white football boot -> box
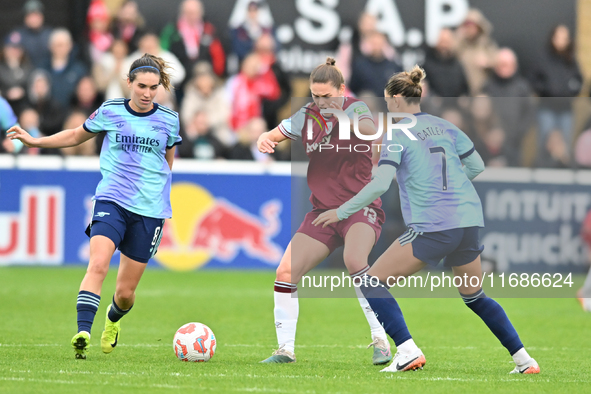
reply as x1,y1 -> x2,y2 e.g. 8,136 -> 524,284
380,348 -> 426,372
509,358 -> 540,374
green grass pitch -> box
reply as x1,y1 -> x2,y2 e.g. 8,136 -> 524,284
1,267 -> 590,393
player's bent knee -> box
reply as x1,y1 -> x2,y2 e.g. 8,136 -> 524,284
275,259 -> 291,283
343,256 -> 368,273
115,288 -> 135,302
275,261 -> 292,283
86,259 -> 109,278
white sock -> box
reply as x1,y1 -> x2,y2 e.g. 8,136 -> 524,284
397,338 -> 419,355
354,286 -> 387,340
274,283 -> 298,354
512,348 -> 531,365
350,266 -> 387,340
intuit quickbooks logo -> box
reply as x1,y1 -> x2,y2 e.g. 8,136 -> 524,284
306,110 -> 418,153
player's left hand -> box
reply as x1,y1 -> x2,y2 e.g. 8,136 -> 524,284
6,125 -> 36,148
329,100 -> 343,112
312,209 -> 340,228
321,100 -> 344,117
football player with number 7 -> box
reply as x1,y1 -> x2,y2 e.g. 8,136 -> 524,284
313,66 -> 539,374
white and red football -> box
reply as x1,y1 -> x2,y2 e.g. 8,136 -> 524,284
173,322 -> 216,362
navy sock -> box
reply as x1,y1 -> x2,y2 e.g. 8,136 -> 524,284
107,297 -> 132,323
77,290 -> 100,333
360,275 -> 412,346
462,289 -> 523,355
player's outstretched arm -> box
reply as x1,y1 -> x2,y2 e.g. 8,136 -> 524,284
257,127 -> 287,154
6,124 -> 95,149
313,164 -> 397,228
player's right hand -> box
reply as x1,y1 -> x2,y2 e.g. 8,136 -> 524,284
6,125 -> 37,148
257,134 -> 278,154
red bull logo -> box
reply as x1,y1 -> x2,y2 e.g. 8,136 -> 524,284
154,183 -> 282,271
0,187 -> 64,264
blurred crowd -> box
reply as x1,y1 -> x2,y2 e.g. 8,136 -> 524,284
0,0 -> 590,168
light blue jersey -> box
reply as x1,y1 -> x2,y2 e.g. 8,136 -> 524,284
83,98 -> 182,219
379,112 -> 484,232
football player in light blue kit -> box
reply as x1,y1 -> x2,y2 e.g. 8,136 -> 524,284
7,53 -> 181,360
314,66 -> 539,375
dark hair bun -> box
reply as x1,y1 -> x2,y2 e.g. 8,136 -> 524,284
325,57 -> 336,66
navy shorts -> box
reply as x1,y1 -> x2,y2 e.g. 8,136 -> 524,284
85,200 -> 165,263
399,226 -> 484,267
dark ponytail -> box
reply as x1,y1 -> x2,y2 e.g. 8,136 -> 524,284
309,57 -> 344,89
128,53 -> 173,92
385,65 -> 426,104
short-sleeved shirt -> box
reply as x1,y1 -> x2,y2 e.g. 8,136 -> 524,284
379,112 -> 484,232
83,98 -> 182,219
278,97 -> 381,211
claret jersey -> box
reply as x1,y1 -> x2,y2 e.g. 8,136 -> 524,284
279,97 -> 382,211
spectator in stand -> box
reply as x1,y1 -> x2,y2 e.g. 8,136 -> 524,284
422,28 -> 469,98
337,13 -> 396,83
71,76 -> 104,116
60,110 -> 96,156
483,48 -> 534,166
178,110 -> 227,159
9,0 -> 52,69
467,96 -> 509,167
440,107 -> 467,135
26,70 -> 66,138
456,9 -> 498,95
111,1 -> 145,54
536,130 -> 571,168
229,117 -> 274,161
227,53 -> 281,132
123,32 -> 185,93
231,1 -> 273,63
349,31 -> 402,97
160,0 -> 226,98
93,39 -> 129,100
0,32 -> 33,114
255,33 -> 291,130
532,25 -> 583,161
42,28 -> 87,107
86,0 -> 114,64
181,61 -> 231,145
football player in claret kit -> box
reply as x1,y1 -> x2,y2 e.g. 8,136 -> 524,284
7,54 -> 182,359
314,66 -> 540,374
256,57 -> 392,364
